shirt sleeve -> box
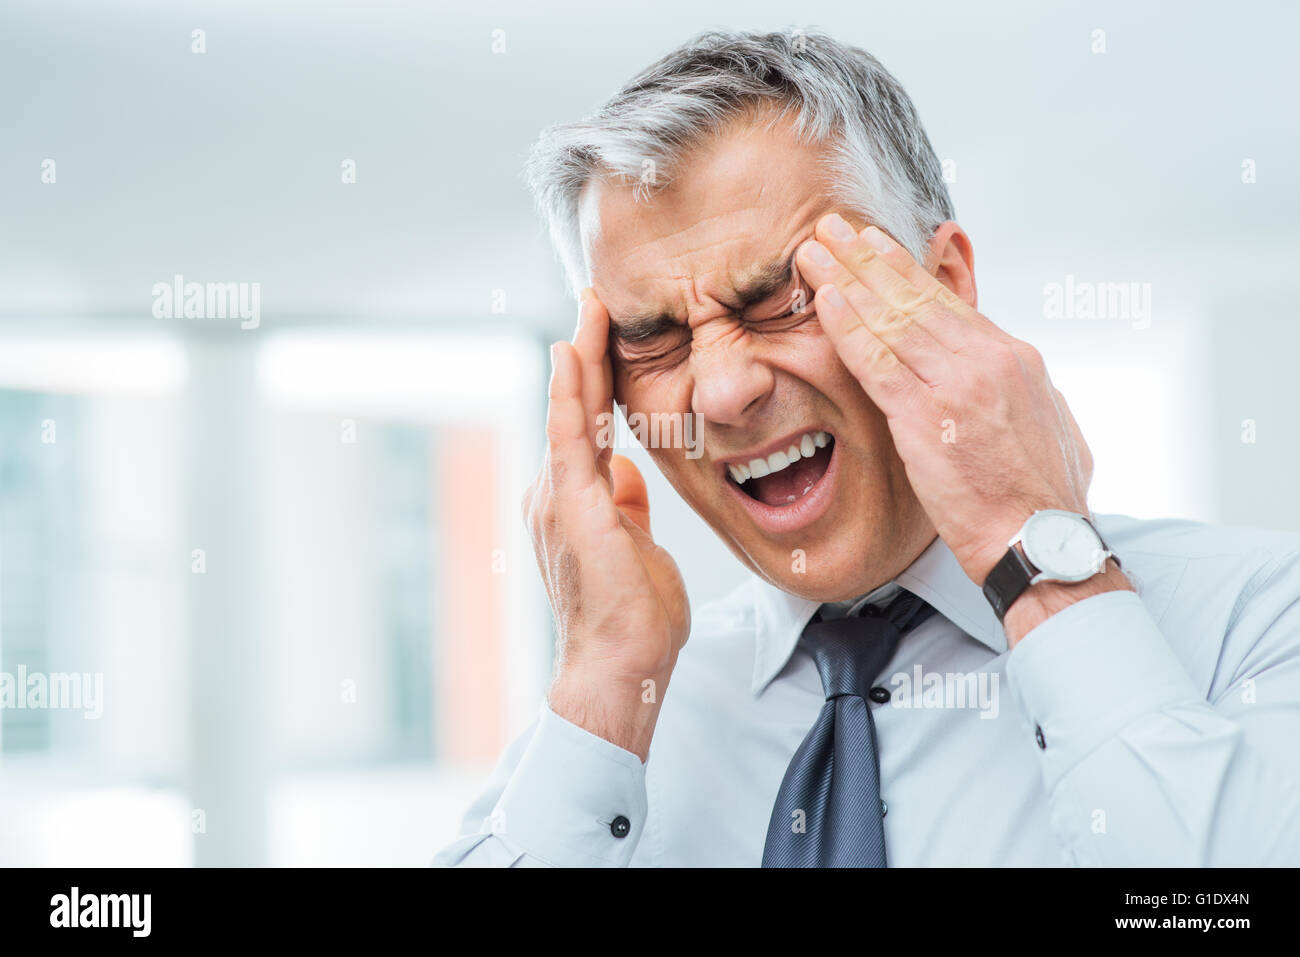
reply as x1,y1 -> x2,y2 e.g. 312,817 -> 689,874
432,698 -> 649,867
1005,552 -> 1300,865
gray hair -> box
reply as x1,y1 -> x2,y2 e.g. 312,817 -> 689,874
524,28 -> 956,298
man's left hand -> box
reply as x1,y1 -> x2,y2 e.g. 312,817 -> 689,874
794,213 -> 1131,643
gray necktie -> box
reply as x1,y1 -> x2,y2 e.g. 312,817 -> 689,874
762,589 -> 936,867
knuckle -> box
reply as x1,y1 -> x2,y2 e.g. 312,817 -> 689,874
524,502 -> 543,539
962,368 -> 998,406
846,330 -> 885,369
540,505 -> 561,537
896,287 -> 933,313
877,306 -> 909,330
862,347 -> 904,388
851,243 -> 881,270
936,285 -> 964,310
991,346 -> 1022,375
545,419 -> 571,444
890,282 -> 925,311
548,457 -> 568,490
1016,342 -> 1046,373
834,269 -> 866,300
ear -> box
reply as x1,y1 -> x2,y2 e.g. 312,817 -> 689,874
924,221 -> 977,310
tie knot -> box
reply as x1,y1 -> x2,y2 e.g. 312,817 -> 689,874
800,590 -> 936,700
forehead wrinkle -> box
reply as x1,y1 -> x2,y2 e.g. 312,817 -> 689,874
607,237 -> 738,327
627,221 -> 801,299
597,174 -> 827,336
610,248 -> 799,339
716,241 -> 810,314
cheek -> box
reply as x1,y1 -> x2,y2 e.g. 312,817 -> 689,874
613,368 -> 692,415
645,444 -> 696,481
779,332 -> 892,451
643,444 -> 717,520
764,325 -> 844,394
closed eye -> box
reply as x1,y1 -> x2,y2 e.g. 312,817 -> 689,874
748,298 -> 817,331
613,286 -> 815,367
614,326 -> 691,366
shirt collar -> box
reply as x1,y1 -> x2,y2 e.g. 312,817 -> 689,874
750,533 -> 1008,696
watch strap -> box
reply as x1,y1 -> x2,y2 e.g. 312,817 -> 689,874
982,544 -> 1038,622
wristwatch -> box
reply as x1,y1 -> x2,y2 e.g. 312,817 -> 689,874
981,509 -> 1120,622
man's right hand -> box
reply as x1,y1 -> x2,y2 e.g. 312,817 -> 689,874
522,288 -> 690,762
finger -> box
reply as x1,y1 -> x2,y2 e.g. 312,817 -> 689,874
812,281 -> 923,412
610,453 -> 651,535
545,341 -> 601,494
842,221 -> 994,348
806,216 -> 980,356
797,237 -> 952,385
572,288 -> 615,479
818,216 -> 929,312
873,224 -> 1016,346
883,223 -> 1013,348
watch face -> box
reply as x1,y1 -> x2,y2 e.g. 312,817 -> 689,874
1021,511 -> 1105,582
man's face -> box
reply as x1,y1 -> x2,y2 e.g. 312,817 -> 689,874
582,117 -> 935,601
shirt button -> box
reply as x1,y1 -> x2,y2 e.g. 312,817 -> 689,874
1034,725 -> 1046,750
610,815 -> 631,838
880,799 -> 888,818
868,686 -> 891,704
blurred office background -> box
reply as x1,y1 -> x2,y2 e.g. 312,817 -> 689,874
0,0 -> 1296,865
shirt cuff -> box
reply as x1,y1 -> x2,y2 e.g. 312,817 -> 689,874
490,699 -> 648,867
1005,589 -> 1205,789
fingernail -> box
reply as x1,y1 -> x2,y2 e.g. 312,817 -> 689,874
801,240 -> 834,267
550,342 -> 559,367
863,226 -> 892,252
824,213 -> 856,242
580,287 -> 594,303
820,284 -> 846,308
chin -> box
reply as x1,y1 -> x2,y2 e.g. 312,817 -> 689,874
749,552 -> 882,603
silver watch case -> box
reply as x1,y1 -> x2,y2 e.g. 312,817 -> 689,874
1010,509 -> 1114,584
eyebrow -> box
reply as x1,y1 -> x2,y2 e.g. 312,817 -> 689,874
609,250 -> 799,342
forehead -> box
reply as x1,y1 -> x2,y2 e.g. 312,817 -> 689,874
579,117 -> 832,315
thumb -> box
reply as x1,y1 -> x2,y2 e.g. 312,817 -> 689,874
610,454 -> 652,535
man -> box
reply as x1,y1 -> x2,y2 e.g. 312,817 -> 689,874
435,29 -> 1300,866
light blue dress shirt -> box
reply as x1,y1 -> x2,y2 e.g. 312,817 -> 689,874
434,513 -> 1300,866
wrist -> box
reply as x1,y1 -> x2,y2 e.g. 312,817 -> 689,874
548,671 -> 664,762
1003,558 -> 1132,647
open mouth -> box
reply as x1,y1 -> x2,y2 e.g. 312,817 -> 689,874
725,430 -> 835,507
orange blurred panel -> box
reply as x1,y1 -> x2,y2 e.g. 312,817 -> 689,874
434,428 -> 505,763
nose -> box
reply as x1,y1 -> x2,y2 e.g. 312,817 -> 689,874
688,334 -> 775,427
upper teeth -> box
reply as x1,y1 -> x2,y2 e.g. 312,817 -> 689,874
728,431 -> 829,485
